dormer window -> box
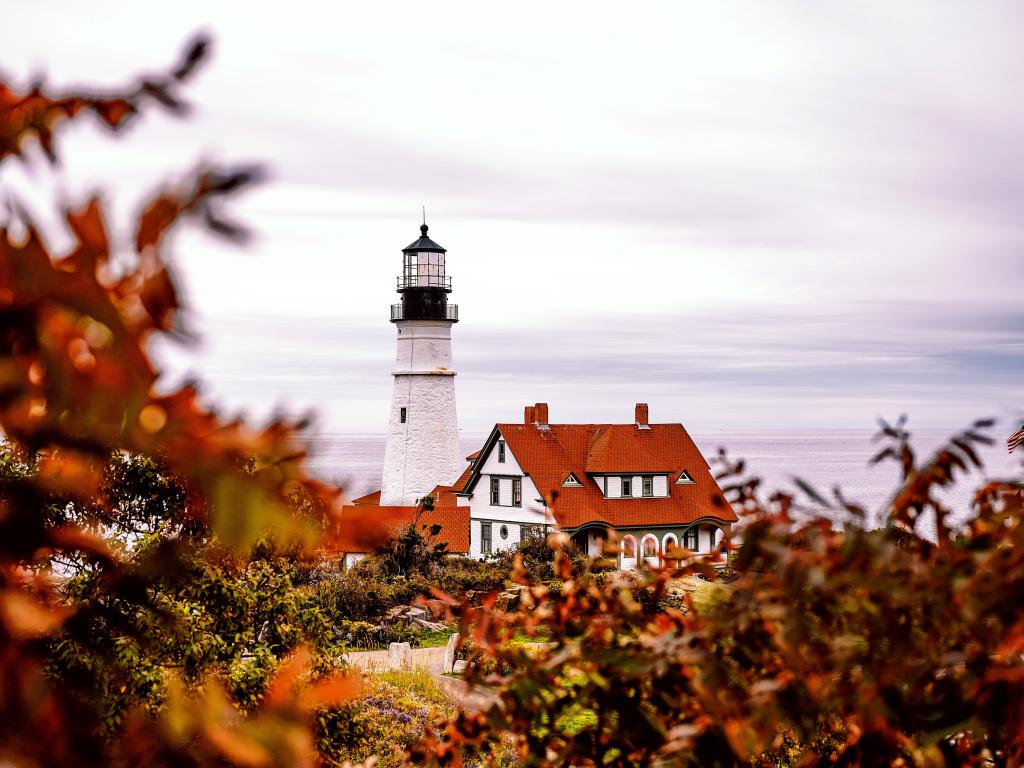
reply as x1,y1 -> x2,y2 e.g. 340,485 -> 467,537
498,440 -> 506,463
621,478 -> 633,497
676,470 -> 695,484
642,476 -> 653,497
562,473 -> 582,487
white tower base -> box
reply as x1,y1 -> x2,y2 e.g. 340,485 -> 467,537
380,320 -> 461,506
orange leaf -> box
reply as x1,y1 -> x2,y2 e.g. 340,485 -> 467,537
300,673 -> 362,712
0,590 -> 68,639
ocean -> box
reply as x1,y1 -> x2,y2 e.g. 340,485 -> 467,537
305,429 -> 1021,535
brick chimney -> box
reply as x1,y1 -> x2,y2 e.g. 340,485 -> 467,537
524,405 -> 536,424
535,402 -> 549,427
635,402 -> 650,429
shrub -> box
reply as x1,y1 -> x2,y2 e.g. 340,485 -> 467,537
312,564 -> 420,623
432,555 -> 511,597
333,620 -> 424,650
316,669 -> 456,768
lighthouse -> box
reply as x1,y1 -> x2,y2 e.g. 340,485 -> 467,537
379,222 -> 462,506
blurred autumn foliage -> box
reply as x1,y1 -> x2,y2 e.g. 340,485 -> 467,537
412,429 -> 1024,768
2,34 -> 1023,768
0,37 -> 365,767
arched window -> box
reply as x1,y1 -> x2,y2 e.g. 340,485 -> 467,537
642,535 -> 658,558
641,534 -> 659,567
662,533 -> 678,557
622,536 -> 636,558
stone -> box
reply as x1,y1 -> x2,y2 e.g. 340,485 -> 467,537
388,641 -> 413,670
411,617 -> 447,632
385,604 -> 430,625
451,659 -> 467,675
443,632 -> 460,673
422,598 -> 448,620
494,590 -> 521,612
385,605 -> 409,621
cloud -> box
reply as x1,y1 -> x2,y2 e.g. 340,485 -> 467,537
151,299 -> 1023,436
5,1 -> 1023,436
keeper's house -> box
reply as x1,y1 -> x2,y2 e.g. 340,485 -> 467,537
457,402 -> 737,569
336,402 -> 737,571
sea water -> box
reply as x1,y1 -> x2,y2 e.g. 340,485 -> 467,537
305,429 -> 1022,535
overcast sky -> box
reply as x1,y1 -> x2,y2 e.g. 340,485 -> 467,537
2,1 -> 1022,435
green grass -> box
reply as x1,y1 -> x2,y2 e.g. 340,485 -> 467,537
508,626 -> 552,645
373,668 -> 455,708
417,629 -> 455,648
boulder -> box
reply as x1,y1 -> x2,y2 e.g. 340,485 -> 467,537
443,632 -> 460,673
385,604 -> 428,624
388,641 -> 413,670
385,605 -> 409,621
411,617 -> 447,632
421,599 -> 448,620
494,590 -> 521,612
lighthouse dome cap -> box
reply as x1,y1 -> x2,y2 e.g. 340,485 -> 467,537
403,223 -> 446,253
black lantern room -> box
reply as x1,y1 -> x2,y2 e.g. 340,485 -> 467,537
390,223 -> 459,322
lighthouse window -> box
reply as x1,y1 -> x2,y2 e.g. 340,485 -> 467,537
512,477 -> 522,507
498,440 -> 506,463
480,522 -> 492,554
490,477 -> 500,505
400,407 -> 407,424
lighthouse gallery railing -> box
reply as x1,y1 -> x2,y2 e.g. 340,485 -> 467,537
390,304 -> 459,322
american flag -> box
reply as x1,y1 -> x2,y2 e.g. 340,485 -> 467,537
1010,424 -> 1024,454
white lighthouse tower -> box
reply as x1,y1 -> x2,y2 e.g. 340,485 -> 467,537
379,222 -> 462,506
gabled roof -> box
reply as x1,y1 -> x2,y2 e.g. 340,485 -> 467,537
429,484 -> 465,507
451,463 -> 473,493
330,503 -> 470,554
463,422 -> 737,530
352,490 -> 381,506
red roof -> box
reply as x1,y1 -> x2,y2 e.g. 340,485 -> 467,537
330,503 -> 470,554
351,490 -> 381,506
451,463 -> 473,493
467,423 -> 737,530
